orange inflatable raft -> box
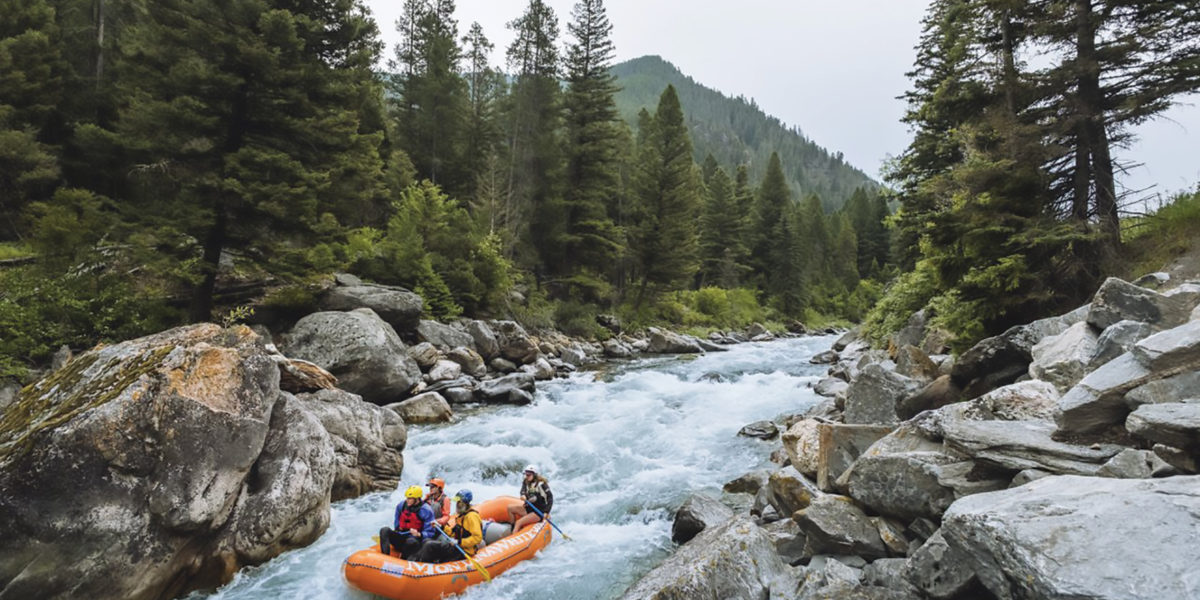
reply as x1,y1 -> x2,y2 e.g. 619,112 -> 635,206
343,495 -> 553,600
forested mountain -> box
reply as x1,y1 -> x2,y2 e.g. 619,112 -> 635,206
611,55 -> 877,210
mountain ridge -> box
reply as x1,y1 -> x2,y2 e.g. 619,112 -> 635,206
611,55 -> 877,210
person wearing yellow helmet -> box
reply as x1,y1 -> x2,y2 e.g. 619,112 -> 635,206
379,485 -> 437,558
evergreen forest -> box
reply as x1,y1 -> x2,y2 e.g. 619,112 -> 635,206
1,0 -> 1198,380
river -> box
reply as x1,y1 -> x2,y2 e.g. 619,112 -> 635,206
196,335 -> 833,600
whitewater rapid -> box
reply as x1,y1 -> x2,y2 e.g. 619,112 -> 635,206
196,335 -> 833,600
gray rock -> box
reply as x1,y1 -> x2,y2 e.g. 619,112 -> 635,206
0,325 -> 335,600
281,309 -> 421,404
475,372 -> 536,404
319,283 -> 424,334
1132,271 -> 1170,288
941,475 -> 1200,600
416,320 -> 474,352
602,338 -> 634,358
974,380 -> 1060,421
762,518 -> 808,565
1096,448 -> 1175,478
794,495 -> 887,560
491,320 -> 539,364
1131,320 -> 1200,372
386,391 -> 454,425
442,387 -> 476,405
891,310 -> 928,351
1089,319 -> 1156,369
844,364 -> 923,425
671,493 -> 735,544
1029,321 -> 1098,392
843,424 -> 962,521
872,516 -> 911,557
295,388 -> 406,500
739,420 -> 780,440
1126,402 -> 1200,451
951,318 -> 1068,390
861,559 -> 913,591
646,327 -> 705,354
49,344 -> 72,371
1125,369 -> 1200,408
813,423 -> 895,492
596,314 -> 621,333
522,357 -> 556,381
559,345 -> 587,367
810,350 -> 839,365
814,377 -> 849,398
941,418 -> 1122,475
427,359 -> 462,382
446,346 -> 486,378
746,322 -> 770,338
0,382 -> 17,412
465,320 -> 500,360
768,466 -> 825,517
407,341 -> 440,369
1088,276 -> 1192,330
902,531 -> 981,600
489,357 -> 518,373
834,328 -> 862,352
618,517 -> 791,600
782,419 -> 822,477
1153,443 -> 1198,474
333,272 -> 363,287
725,470 -> 770,495
1056,352 -> 1156,436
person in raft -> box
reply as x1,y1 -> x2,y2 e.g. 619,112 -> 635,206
414,489 -> 483,564
379,485 -> 437,559
424,477 -> 452,527
506,464 -> 553,530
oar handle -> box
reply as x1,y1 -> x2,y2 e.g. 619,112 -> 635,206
524,500 -> 571,540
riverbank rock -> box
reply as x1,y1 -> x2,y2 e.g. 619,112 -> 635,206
646,327 -> 705,354
844,364 -> 922,425
417,320 -> 474,352
739,420 -> 780,440
475,372 -> 536,404
318,279 -> 423,334
619,517 -> 792,600
387,391 -> 454,425
294,388 -> 406,501
1029,321 -> 1098,392
940,475 -> 1200,600
0,325 -> 335,600
1087,276 -> 1192,331
281,309 -> 421,404
491,320 -> 539,364
794,495 -> 887,560
671,493 -> 735,544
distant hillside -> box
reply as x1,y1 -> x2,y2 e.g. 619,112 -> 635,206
611,55 -> 877,210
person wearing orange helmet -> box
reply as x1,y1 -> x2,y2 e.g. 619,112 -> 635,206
424,477 -> 452,526
379,485 -> 436,559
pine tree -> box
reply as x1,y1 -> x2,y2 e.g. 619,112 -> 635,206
698,165 -> 749,288
461,21 -> 504,200
505,0 -> 563,279
0,0 -> 66,240
110,0 -> 389,321
749,152 -> 791,288
629,85 -> 701,310
558,0 -> 622,301
392,0 -> 469,195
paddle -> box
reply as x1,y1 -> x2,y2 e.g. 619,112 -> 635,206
524,500 -> 571,541
435,526 -> 492,582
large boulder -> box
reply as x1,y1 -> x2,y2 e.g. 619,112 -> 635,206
619,517 -> 791,600
767,466 -> 825,517
464,320 -> 500,360
491,320 -> 539,364
446,346 -> 486,378
844,364 -> 923,425
951,312 -> 1077,397
407,342 -> 440,370
893,345 -> 939,381
0,325 -> 337,600
475,373 -> 536,404
793,494 -> 887,560
941,417 -> 1123,476
1056,352 -> 1157,436
294,388 -> 406,501
416,320 -> 474,352
1124,369 -> 1200,408
1089,320 -> 1155,369
1087,276 -> 1192,331
386,391 -> 454,426
281,309 -> 421,404
427,359 -> 463,382
902,531 -> 984,600
646,327 -> 705,354
318,280 -> 423,334
1130,319 -> 1200,372
671,493 -> 735,544
814,423 -> 894,492
940,475 -> 1200,600
896,375 -> 962,421
782,419 -> 822,477
1126,402 -> 1200,452
1029,321 -> 1098,392
842,422 -> 964,521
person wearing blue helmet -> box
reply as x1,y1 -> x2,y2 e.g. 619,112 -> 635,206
413,489 -> 483,564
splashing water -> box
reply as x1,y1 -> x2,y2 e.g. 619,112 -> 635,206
195,336 -> 834,600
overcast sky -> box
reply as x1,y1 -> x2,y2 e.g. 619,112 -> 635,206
362,0 -> 1199,202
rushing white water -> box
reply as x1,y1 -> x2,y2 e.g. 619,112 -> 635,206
197,335 -> 833,600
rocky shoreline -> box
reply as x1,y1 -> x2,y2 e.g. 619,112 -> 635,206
630,274 -> 1200,600
0,273 -> 796,600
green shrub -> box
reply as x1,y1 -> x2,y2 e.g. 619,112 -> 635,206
862,260 -> 940,345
